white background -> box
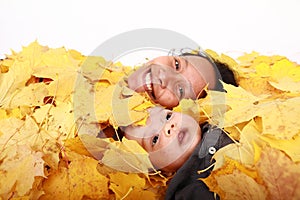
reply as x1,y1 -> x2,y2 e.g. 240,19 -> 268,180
1,0 -> 299,63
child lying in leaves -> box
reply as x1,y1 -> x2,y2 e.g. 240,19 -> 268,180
121,106 -> 233,200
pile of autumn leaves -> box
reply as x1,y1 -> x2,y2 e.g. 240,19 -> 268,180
0,41 -> 300,199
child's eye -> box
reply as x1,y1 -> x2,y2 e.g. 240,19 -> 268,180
178,86 -> 184,99
152,135 -> 159,146
166,112 -> 172,121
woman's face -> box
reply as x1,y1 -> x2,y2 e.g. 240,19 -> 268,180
124,107 -> 201,172
127,55 -> 216,108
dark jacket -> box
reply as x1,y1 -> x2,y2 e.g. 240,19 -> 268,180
165,123 -> 233,200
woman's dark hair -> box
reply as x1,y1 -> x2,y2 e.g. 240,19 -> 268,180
180,52 -> 238,91
213,59 -> 238,87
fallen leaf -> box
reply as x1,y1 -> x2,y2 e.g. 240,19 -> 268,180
216,170 -> 267,200
109,172 -> 156,200
256,147 -> 300,200
0,145 -> 45,199
213,119 -> 262,170
260,133 -> 300,162
102,137 -> 155,173
41,156 -> 109,200
10,82 -> 48,107
0,60 -> 33,108
269,77 -> 300,93
202,158 -> 262,199
94,84 -> 151,128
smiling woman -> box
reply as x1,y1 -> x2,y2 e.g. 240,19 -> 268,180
127,50 -> 237,108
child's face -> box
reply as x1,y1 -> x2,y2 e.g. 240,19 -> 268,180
124,107 -> 201,172
127,55 -> 216,108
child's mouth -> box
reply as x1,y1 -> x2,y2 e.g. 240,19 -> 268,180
178,131 -> 185,144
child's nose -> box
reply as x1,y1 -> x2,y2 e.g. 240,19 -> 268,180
164,123 -> 177,137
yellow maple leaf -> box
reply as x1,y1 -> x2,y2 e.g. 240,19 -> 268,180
256,146 -> 300,199
271,59 -> 297,80
109,172 -> 156,200
41,156 -> 109,200
260,133 -> 300,162
32,64 -> 78,102
0,60 -> 33,108
258,97 -> 300,139
238,76 -> 282,96
64,135 -> 97,158
0,145 -> 45,199
202,158 -> 262,199
215,170 -> 267,200
102,137 -> 155,173
94,84 -> 150,128
0,109 -> 7,120
210,83 -> 262,127
32,101 -> 76,138
0,115 -> 72,169
269,76 -> 300,93
13,40 -> 48,68
173,90 -> 229,125
237,51 -> 260,66
214,83 -> 300,139
213,120 -> 262,170
40,47 -> 81,69
255,62 -> 272,77
9,82 -> 48,107
74,134 -> 111,160
80,56 -> 109,81
0,58 -> 12,72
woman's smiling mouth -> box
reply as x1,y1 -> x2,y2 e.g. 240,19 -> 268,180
144,71 -> 156,100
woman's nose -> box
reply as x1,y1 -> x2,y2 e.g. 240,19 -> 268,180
158,68 -> 166,88
158,68 -> 178,89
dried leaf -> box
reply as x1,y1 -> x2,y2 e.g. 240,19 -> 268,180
109,172 -> 156,200
41,156 -> 109,200
256,147 -> 300,200
213,120 -> 262,170
216,170 -> 267,200
202,158 -> 261,199
0,60 -> 33,108
94,84 -> 151,128
0,145 -> 44,199
260,133 -> 300,162
10,82 -> 48,107
269,77 -> 300,93
102,138 -> 155,173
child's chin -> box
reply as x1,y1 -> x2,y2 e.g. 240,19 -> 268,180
160,157 -> 188,172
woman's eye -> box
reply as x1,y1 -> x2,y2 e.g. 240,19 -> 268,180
152,135 -> 159,146
174,58 -> 180,70
166,112 -> 172,120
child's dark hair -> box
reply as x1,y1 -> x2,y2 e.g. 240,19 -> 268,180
180,52 -> 238,91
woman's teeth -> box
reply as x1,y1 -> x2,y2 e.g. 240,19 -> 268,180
145,72 -> 152,91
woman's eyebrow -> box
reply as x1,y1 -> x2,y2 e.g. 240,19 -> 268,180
180,56 -> 189,69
